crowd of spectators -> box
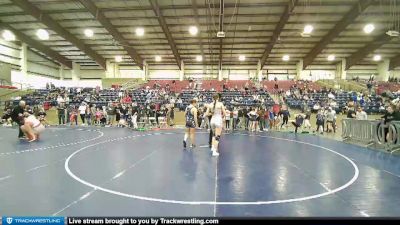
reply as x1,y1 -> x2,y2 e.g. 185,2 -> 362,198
2,79 -> 400,136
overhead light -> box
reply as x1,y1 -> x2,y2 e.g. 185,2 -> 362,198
115,55 -> 123,62
386,30 -> 400,37
239,55 -> 246,61
364,24 -> 375,34
327,55 -> 335,61
155,55 -> 162,62
196,55 -> 203,62
36,29 -> 49,40
303,24 -> 314,34
282,55 -> 290,61
2,30 -> 15,41
189,26 -> 198,36
84,29 -> 94,37
135,27 -> 145,36
373,55 -> 381,61
217,31 -> 225,38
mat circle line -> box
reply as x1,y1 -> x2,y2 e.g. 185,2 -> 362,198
65,132 -> 359,205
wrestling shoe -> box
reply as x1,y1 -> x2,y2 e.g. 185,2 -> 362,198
212,150 -> 220,157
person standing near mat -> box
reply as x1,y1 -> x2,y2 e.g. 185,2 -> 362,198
205,102 -> 214,148
183,99 -> 199,149
11,100 -> 26,139
291,113 -> 304,134
205,93 -> 227,157
279,105 -> 290,129
78,102 -> 87,125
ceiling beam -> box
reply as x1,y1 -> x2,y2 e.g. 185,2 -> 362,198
11,0 -> 106,69
77,0 -> 143,69
302,0 -> 375,69
0,1 -> 359,15
345,33 -> 393,70
1,19 -> 345,27
259,0 -> 299,69
0,10 -> 337,18
149,0 -> 181,69
0,21 -> 72,69
389,54 -> 400,70
218,0 -> 224,71
191,0 -> 205,58
219,38 -> 223,70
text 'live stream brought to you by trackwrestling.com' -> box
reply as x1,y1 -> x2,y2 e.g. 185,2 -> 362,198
3,216 -> 400,225
1,217 -> 220,225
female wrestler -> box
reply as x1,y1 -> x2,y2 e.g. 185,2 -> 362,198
183,99 -> 199,149
21,111 -> 45,142
205,94 -> 226,156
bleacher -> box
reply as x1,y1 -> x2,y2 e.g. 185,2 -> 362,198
142,80 -> 190,92
285,91 -> 383,114
137,80 -> 322,93
200,80 -> 224,91
0,85 -> 17,89
6,79 -> 387,115
180,90 -> 275,109
377,82 -> 400,94
261,80 -> 321,91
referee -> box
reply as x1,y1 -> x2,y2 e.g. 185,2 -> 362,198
11,100 -> 26,139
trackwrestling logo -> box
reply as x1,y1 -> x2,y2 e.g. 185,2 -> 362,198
1,217 -> 64,225
6,217 -> 13,225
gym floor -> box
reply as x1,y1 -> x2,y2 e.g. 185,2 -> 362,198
1,126 -> 400,217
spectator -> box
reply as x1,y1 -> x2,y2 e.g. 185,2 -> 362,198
347,102 -> 356,118
69,106 -> 78,126
304,110 -> 312,130
1,108 -> 13,127
381,105 -> 400,143
356,107 -> 368,120
225,108 -> 231,130
312,102 -> 321,113
248,107 -> 258,132
325,107 -> 336,133
91,104 -> 97,125
106,103 -> 116,127
101,106 -> 108,126
316,110 -> 325,134
57,102 -> 66,125
177,98 -> 183,111
85,104 -> 92,125
232,107 -> 239,131
38,107 -> 49,126
263,108 -> 270,131
57,95 -> 65,105
237,108 -> 244,129
292,114 -> 304,133
115,108 -> 121,126
279,106 -> 290,129
95,108 -> 102,125
132,112 -> 138,129
258,107 -> 266,131
367,82 -> 373,95
169,106 -> 175,126
78,103 -> 87,125
243,107 -> 250,130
